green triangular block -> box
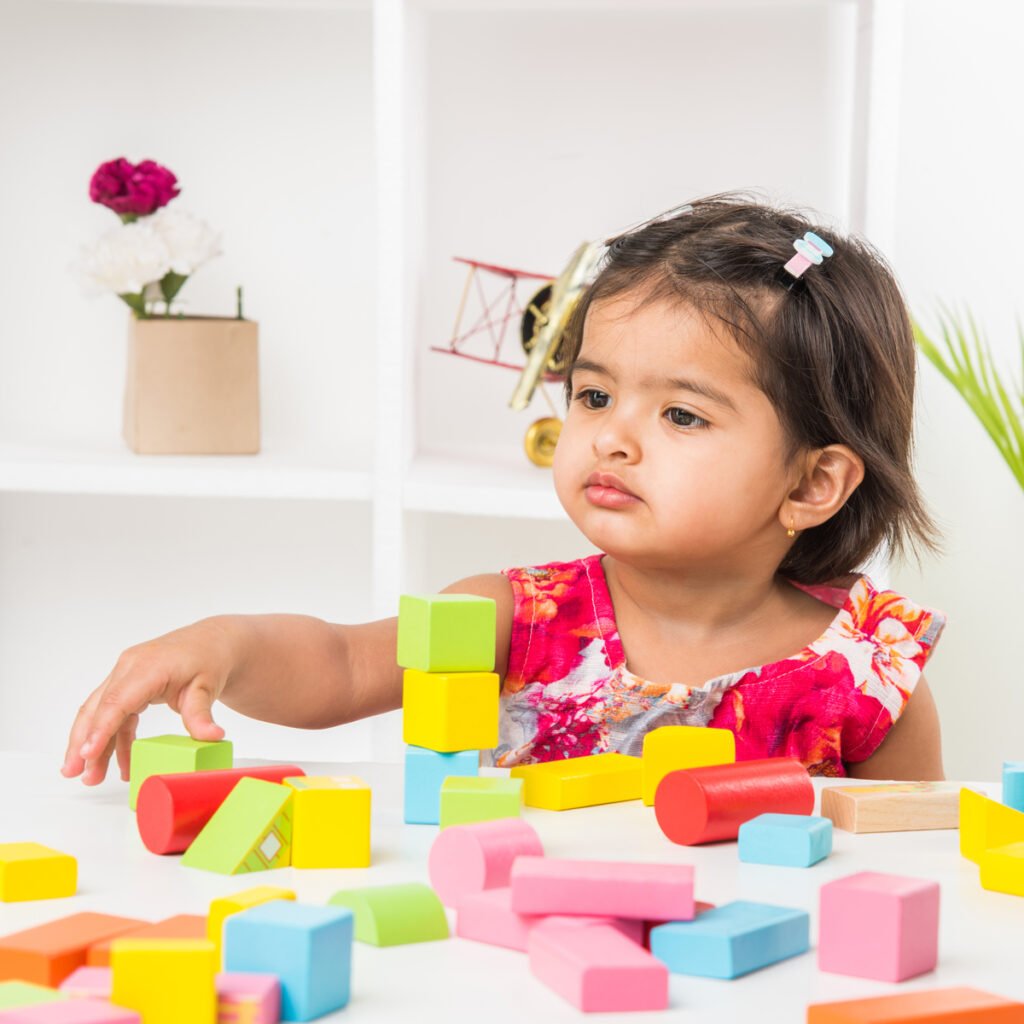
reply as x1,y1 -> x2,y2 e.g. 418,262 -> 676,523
328,883 -> 449,946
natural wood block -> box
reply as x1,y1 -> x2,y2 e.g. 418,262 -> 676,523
821,782 -> 967,834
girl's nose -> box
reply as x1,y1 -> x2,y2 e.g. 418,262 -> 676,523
591,406 -> 641,461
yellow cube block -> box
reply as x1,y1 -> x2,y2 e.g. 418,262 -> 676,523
284,776 -> 371,868
111,938 -> 217,1024
0,843 -> 76,902
980,841 -> 1024,896
960,788 -> 1024,863
510,753 -> 642,810
402,669 -> 499,752
641,726 -> 736,806
207,886 -> 296,961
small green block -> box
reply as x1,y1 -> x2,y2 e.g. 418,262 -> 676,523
328,883 -> 449,946
397,594 -> 496,672
439,776 -> 523,829
0,981 -> 67,1009
128,734 -> 233,810
182,777 -> 292,875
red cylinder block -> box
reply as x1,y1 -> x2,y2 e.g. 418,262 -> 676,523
137,764 -> 304,854
654,758 -> 813,846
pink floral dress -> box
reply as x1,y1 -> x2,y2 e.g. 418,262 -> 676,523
491,554 -> 945,777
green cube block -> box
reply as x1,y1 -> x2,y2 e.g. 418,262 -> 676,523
182,777 -> 292,875
0,981 -> 67,1009
397,594 -> 496,672
328,883 -> 449,946
439,776 -> 523,829
129,734 -> 233,810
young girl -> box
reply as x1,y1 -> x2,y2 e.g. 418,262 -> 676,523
62,194 -> 945,786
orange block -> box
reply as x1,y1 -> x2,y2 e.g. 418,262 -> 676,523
0,912 -> 145,986
807,985 -> 1024,1023
87,914 -> 207,966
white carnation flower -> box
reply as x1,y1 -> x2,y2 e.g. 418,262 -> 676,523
147,207 -> 222,275
78,221 -> 171,295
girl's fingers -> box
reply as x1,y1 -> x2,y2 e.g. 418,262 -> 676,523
178,676 -> 225,742
81,732 -> 118,787
115,714 -> 140,782
78,680 -> 154,766
62,682 -> 108,778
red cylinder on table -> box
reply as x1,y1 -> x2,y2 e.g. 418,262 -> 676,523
654,757 -> 813,846
137,764 -> 304,854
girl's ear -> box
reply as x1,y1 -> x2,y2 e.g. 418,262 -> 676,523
781,444 -> 865,533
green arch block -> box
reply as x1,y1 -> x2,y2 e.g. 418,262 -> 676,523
328,883 -> 449,947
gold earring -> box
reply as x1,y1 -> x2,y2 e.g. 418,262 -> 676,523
786,519 -> 796,539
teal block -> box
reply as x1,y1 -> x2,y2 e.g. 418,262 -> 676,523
396,594 -> 496,672
650,901 -> 809,978
404,746 -> 479,824
738,813 -> 833,867
128,734 -> 233,809
1003,761 -> 1024,813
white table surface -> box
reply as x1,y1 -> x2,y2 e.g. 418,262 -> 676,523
1,754 -> 1021,1023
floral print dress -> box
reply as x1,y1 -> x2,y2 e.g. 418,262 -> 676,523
489,554 -> 945,777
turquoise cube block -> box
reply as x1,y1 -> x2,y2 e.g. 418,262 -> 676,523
224,900 -> 353,1021
1003,761 -> 1024,813
738,813 -> 833,867
396,594 -> 496,672
650,901 -> 809,979
404,745 -> 479,824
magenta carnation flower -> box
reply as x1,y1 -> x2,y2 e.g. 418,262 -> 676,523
89,158 -> 180,217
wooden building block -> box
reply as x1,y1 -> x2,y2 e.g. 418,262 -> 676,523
428,817 -> 543,907
0,845 -> 77,903
404,746 -> 479,825
328,883 -> 449,946
439,777 -> 522,829
738,813 -> 833,867
979,841 -> 1024,897
0,914 -> 145,987
215,972 -> 280,1024
396,593 -> 496,672
223,902 -> 353,1022
207,887 -> 295,961
821,782 -> 966,833
181,779 -> 292,875
641,726 -> 735,805
58,966 -> 111,998
807,986 -> 1024,1023
818,871 -> 939,982
87,916 -> 205,967
960,788 -> 1024,863
128,735 -> 233,811
402,670 -> 499,753
1003,761 -> 1024,814
0,981 -> 66,1010
283,776 -> 371,868
649,900 -> 809,978
510,753 -> 642,811
0,1001 -> 139,1022
110,939 -> 216,1024
528,920 -> 668,1012
510,856 -> 694,921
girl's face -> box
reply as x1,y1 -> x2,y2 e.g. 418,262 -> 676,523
553,290 -> 797,573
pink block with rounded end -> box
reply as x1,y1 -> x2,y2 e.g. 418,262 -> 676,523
428,817 -> 543,907
216,972 -> 280,1024
510,856 -> 694,921
58,966 -> 111,999
0,1002 -> 140,1022
528,920 -> 668,1012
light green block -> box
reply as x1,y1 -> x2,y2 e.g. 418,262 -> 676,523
396,594 -> 496,672
182,778 -> 292,875
328,883 -> 449,946
0,981 -> 67,1009
439,776 -> 523,829
128,734 -> 233,810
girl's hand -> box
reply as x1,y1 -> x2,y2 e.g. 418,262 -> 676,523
61,618 -> 236,786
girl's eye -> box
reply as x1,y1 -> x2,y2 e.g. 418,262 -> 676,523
666,407 -> 708,429
573,388 -> 610,409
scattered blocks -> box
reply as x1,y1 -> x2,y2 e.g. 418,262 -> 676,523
641,726 -> 735,806
428,817 -> 543,907
397,594 -> 496,672
0,981 -> 66,1010
216,972 -> 280,1024
128,735 -> 233,811
88,916 -> 206,967
818,871 -> 939,982
510,753 -> 642,811
223,901 -> 353,1022
738,813 -> 832,867
404,746 -> 479,825
439,776 -> 522,829
182,778 -> 292,875
821,782 -> 966,833
207,887 -> 296,962
979,841 -> 1024,897
0,1001 -> 139,1022
283,775 -> 371,868
402,670 -> 499,752
959,788 -> 1024,864
328,883 -> 449,946
110,938 -> 217,1024
0,844 -> 77,903
807,986 -> 1024,1023
649,900 -> 809,978
1003,762 -> 1024,814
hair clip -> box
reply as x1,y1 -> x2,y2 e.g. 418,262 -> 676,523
781,231 -> 833,289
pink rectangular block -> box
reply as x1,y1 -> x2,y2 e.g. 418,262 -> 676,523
215,973 -> 280,1024
57,968 -> 111,1000
510,857 -> 694,920
0,1001 -> 139,1022
528,920 -> 668,1012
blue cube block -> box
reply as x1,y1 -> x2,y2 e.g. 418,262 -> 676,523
738,812 -> 833,867
224,900 -> 353,1022
650,901 -> 809,979
404,745 -> 479,824
1003,761 -> 1024,813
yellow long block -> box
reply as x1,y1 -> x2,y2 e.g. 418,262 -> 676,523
284,776 -> 371,868
402,670 -> 499,752
0,843 -> 76,902
207,887 -> 295,962
111,938 -> 217,1024
641,726 -> 736,805
510,753 -> 641,810
959,788 -> 1024,863
980,841 -> 1024,896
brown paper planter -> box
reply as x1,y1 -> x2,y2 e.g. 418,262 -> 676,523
123,315 -> 260,454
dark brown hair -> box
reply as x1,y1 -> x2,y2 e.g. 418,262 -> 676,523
561,193 -> 940,583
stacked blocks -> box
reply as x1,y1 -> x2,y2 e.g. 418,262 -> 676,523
403,670 -> 499,752
510,753 -> 641,810
439,776 -> 522,829
738,813 -> 833,867
128,735 -> 233,811
0,982 -> 67,1010
0,845 -> 77,902
283,775 -> 371,868
208,887 -> 296,962
818,871 -> 939,981
641,725 -> 735,806
807,986 -> 1024,1023
404,747 -> 478,825
1003,761 -> 1024,813
223,901 -> 353,1022
110,938 -> 217,1024
0,1003 -> 139,1022
328,883 -> 448,946
649,901 -> 809,978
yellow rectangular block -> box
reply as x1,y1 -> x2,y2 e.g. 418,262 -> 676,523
207,887 -> 295,962
980,841 -> 1024,896
402,669 -> 499,752
111,938 -> 217,1024
0,844 -> 77,902
641,726 -> 736,805
284,776 -> 371,868
510,753 -> 641,810
959,788 -> 1024,863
